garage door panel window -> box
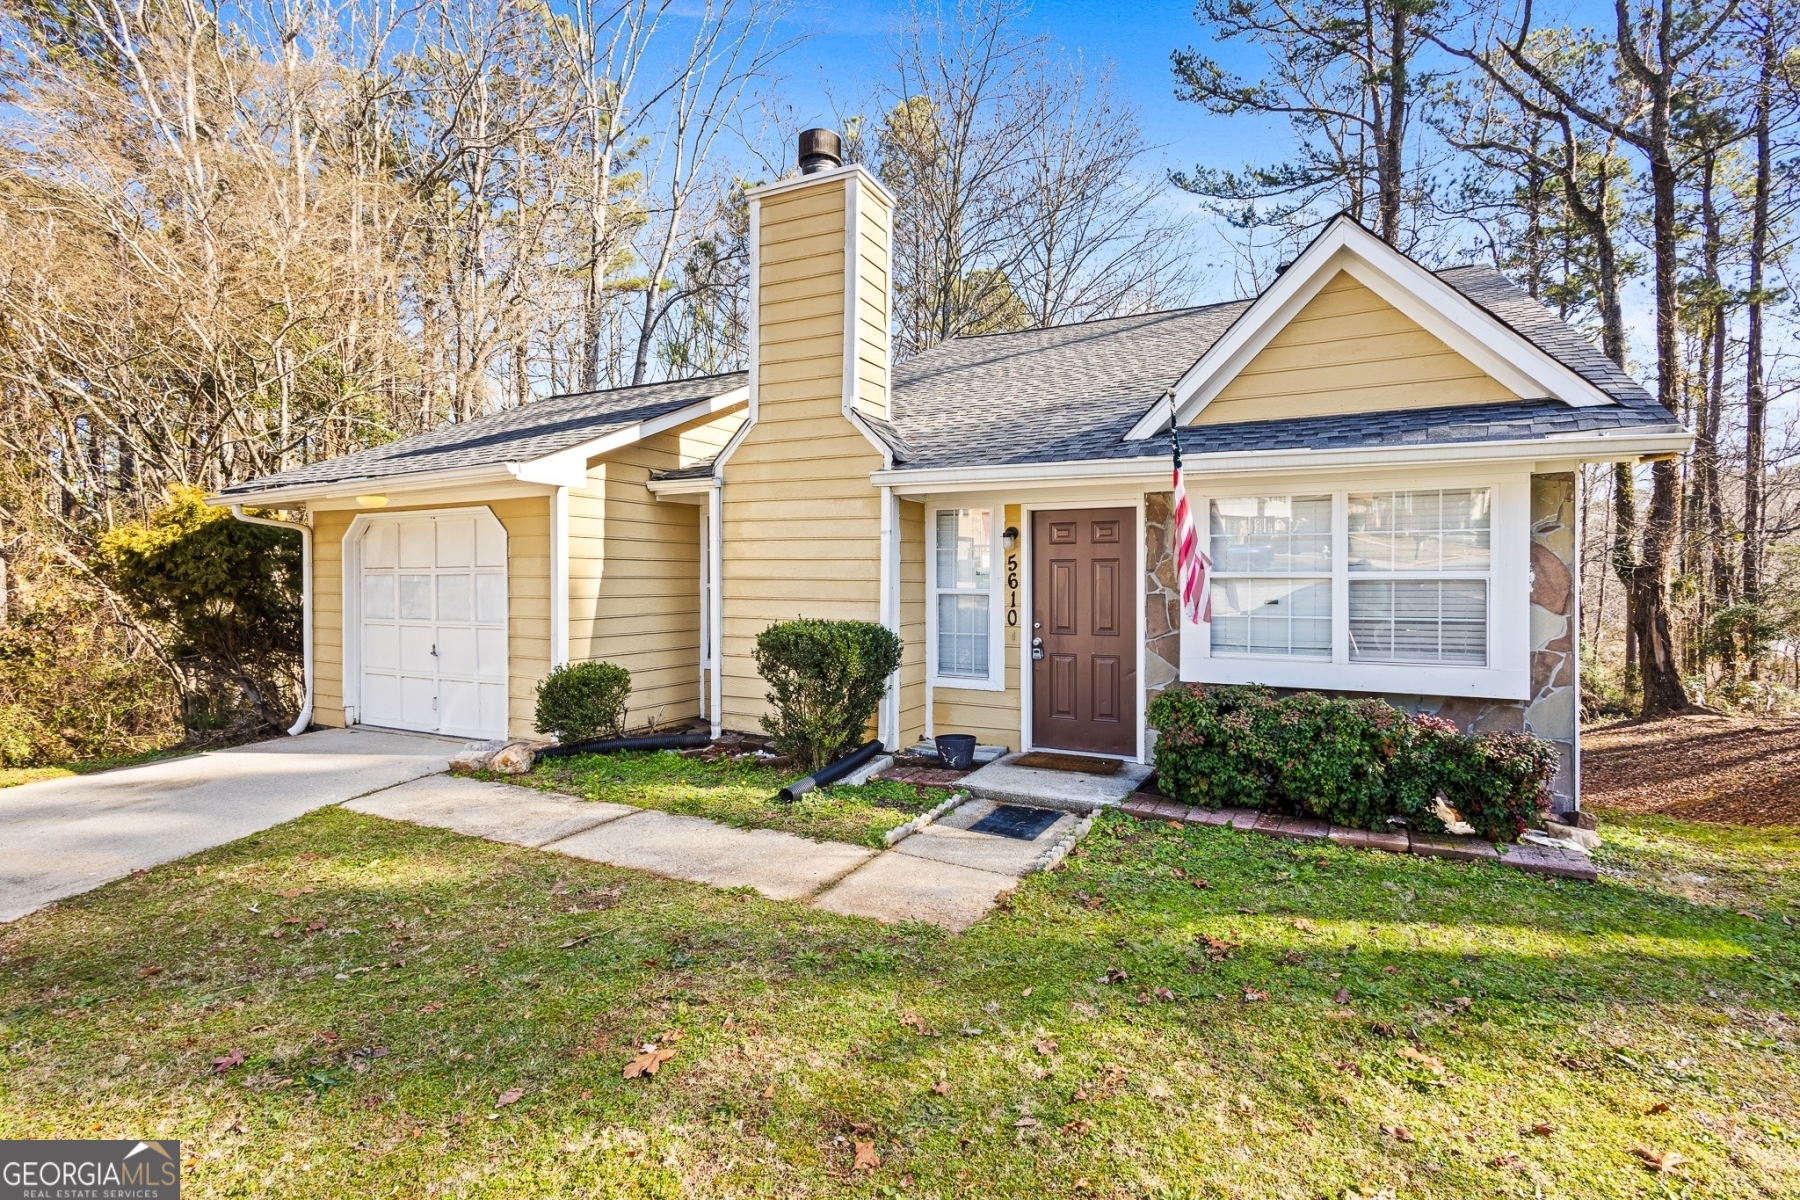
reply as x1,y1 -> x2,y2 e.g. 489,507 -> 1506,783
437,574 -> 472,623
363,574 -> 395,620
399,575 -> 431,620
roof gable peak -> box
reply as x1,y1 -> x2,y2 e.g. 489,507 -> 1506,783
1122,216 -> 1617,441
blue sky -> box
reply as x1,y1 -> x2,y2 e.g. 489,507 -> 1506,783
755,0 -> 1625,304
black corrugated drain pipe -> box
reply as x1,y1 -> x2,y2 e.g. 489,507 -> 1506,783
778,740 -> 884,803
536,732 -> 714,760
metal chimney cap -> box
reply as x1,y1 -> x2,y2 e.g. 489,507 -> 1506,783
797,128 -> 843,174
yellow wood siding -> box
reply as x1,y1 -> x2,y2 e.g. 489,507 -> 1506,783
679,410 -> 745,466
567,432 -> 704,728
1194,270 -> 1517,425
853,183 -> 892,421
899,499 -> 925,746
720,175 -> 885,733
307,495 -> 549,738
311,508 -> 351,728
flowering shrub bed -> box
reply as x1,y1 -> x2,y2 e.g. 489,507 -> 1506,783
1147,684 -> 1556,841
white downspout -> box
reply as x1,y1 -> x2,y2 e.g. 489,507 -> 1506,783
550,486 -> 570,668
229,505 -> 312,736
878,484 -> 899,750
708,480 -> 724,740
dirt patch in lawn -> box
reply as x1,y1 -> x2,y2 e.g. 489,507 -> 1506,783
1583,712 -> 1800,825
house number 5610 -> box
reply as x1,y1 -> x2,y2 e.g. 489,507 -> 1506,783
1006,553 -> 1019,626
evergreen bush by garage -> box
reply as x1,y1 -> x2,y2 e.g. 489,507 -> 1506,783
1147,684 -> 1554,840
753,618 -> 902,771
534,661 -> 632,742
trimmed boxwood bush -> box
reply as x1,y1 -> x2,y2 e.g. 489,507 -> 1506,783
754,618 -> 902,771
1147,683 -> 1554,840
535,661 -> 632,741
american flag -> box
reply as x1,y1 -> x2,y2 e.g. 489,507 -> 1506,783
1169,395 -> 1212,624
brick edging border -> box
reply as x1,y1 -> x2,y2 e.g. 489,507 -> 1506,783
1117,795 -> 1596,881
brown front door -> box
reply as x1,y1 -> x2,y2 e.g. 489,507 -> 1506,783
1031,508 -> 1137,756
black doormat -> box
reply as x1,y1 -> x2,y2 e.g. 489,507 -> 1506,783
968,804 -> 1062,841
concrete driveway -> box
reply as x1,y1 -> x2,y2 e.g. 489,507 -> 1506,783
0,727 -> 455,922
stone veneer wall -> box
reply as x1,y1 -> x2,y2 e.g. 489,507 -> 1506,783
1141,475 -> 1580,813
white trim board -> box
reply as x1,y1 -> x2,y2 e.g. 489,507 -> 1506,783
1122,216 -> 1621,442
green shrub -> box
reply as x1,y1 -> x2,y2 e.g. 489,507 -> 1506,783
753,618 -> 901,771
535,661 -> 632,742
1147,683 -> 1554,839
96,486 -> 301,731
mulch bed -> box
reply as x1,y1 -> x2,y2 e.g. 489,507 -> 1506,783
1582,712 -> 1800,826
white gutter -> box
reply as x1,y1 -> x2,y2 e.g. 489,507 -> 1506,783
209,390 -> 750,508
870,428 -> 1694,492
229,505 -> 313,736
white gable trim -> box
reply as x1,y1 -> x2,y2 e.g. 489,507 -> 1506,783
1122,217 -> 1618,442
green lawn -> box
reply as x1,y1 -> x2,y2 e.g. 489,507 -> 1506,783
1,804 -> 1795,1198
490,748 -> 956,848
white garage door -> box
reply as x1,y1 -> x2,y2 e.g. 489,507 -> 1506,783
358,511 -> 509,739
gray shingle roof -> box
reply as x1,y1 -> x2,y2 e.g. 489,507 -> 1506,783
221,372 -> 747,496
885,266 -> 1681,472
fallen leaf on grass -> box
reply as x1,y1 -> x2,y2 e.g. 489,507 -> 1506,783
1200,936 -> 1238,961
1736,910 -> 1761,921
1646,1101 -> 1672,1115
419,1003 -> 443,1015
1170,866 -> 1186,879
137,966 -> 163,978
558,934 -> 592,949
1530,1122 -> 1554,1137
1381,1123 -> 1415,1143
1293,918 -> 1317,932
622,1048 -> 676,1079
280,887 -> 315,898
852,1141 -> 879,1173
1103,967 -> 1129,984
1021,987 -> 1032,997
494,1088 -> 523,1107
1489,1153 -> 1524,1169
211,1048 -> 245,1073
1369,1022 -> 1395,1037
1013,1116 -> 1038,1128
931,1080 -> 950,1095
304,919 -> 326,935
1632,1147 -> 1686,1172
1192,879 -> 1211,889
898,1012 -> 938,1036
1060,1118 -> 1092,1136
1396,1045 -> 1444,1074
1034,1038 -> 1058,1056
1242,989 -> 1269,1002
1334,988 -> 1353,1004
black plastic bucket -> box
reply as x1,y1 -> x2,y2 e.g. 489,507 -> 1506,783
935,734 -> 977,769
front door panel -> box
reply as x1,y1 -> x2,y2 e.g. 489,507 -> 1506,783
1031,508 -> 1137,756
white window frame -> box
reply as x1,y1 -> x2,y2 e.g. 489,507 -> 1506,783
926,504 -> 1006,691
1179,469 -> 1531,700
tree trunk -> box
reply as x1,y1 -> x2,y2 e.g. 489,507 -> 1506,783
1742,8 -> 1774,605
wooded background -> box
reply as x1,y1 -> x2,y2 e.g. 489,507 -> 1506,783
0,0 -> 1793,762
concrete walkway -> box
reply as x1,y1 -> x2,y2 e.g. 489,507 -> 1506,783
0,727 -> 455,922
350,776 -> 1077,932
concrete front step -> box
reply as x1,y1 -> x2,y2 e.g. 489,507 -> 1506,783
960,753 -> 1153,813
